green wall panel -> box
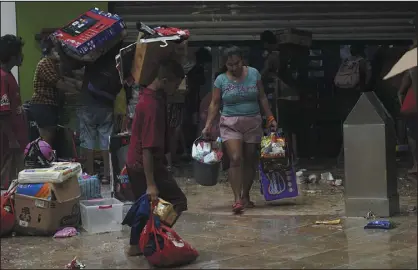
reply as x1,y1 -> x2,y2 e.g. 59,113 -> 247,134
16,2 -> 108,102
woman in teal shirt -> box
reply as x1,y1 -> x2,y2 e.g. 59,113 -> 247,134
203,46 -> 277,214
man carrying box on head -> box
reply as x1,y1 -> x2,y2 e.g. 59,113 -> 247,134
125,60 -> 187,256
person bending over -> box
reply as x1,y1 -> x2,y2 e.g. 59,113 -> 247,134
125,60 -> 187,256
29,39 -> 80,146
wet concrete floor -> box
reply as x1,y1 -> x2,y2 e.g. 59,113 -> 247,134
1,181 -> 417,269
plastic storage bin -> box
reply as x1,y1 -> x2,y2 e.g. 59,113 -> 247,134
80,198 -> 124,234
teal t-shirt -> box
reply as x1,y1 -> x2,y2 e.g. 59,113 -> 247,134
214,67 -> 261,116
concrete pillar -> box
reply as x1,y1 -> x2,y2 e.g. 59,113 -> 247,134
343,92 -> 400,217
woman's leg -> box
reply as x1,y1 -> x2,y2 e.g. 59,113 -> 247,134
223,139 -> 244,209
242,143 -> 259,207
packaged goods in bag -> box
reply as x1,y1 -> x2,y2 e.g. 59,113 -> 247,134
260,133 -> 286,159
192,137 -> 223,164
140,205 -> 198,267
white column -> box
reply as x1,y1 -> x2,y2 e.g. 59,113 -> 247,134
1,1 -> 18,83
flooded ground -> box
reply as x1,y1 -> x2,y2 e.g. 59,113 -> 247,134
1,178 -> 417,269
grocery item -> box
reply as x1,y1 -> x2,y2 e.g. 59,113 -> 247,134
18,162 -> 82,184
51,8 -> 127,62
78,174 -> 101,200
153,198 -> 178,227
260,133 -> 286,159
192,137 -> 223,164
364,220 -> 395,230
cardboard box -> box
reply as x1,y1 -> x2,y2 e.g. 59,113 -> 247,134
14,176 -> 81,236
276,28 -> 312,48
130,34 -> 188,86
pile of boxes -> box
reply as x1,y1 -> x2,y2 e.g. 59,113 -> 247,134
14,162 -> 82,235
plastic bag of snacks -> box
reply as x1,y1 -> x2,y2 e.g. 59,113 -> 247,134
260,133 -> 286,159
192,137 -> 223,164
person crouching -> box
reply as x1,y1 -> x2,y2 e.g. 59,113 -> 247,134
125,60 -> 187,256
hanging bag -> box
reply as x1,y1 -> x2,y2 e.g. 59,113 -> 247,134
139,203 -> 198,267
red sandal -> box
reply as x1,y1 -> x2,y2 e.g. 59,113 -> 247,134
232,201 -> 244,214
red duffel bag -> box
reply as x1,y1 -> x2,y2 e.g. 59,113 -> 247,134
139,205 -> 198,267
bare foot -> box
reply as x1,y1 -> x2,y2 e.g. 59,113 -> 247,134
126,245 -> 143,257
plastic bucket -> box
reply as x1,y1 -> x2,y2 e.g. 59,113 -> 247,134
193,160 -> 220,186
192,136 -> 221,186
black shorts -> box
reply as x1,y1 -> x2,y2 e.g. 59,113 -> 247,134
29,104 -> 59,128
126,164 -> 187,245
126,164 -> 188,213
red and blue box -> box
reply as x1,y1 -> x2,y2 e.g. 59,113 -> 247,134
51,7 -> 127,62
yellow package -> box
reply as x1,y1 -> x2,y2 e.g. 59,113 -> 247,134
153,198 -> 178,227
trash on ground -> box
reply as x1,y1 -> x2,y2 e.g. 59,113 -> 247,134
364,220 -> 395,230
315,219 -> 341,225
333,179 -> 343,186
296,170 -> 306,184
308,174 -> 318,184
365,211 -> 376,219
321,172 -> 334,182
53,227 -> 78,238
65,257 -> 85,269
407,206 -> 417,212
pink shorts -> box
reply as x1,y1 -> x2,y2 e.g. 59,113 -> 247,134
220,114 -> 263,143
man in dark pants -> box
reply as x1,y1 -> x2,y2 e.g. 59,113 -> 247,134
125,60 -> 187,256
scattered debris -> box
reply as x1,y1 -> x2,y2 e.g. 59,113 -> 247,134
65,257 -> 85,269
53,227 -> 78,238
333,179 -> 343,186
407,206 -> 417,213
364,220 -> 395,230
315,219 -> 341,225
308,174 -> 318,184
321,172 -> 334,182
364,211 -> 376,220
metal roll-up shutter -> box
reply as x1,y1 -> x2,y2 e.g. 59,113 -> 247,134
112,1 -> 416,43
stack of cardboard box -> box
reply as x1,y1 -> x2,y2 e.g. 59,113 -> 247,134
14,162 -> 82,236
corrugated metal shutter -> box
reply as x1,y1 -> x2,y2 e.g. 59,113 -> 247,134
112,1 -> 416,43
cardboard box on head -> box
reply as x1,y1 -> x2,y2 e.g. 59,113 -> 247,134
130,32 -> 188,88
14,172 -> 81,236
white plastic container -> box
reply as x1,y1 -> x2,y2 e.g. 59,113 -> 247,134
80,198 -> 124,234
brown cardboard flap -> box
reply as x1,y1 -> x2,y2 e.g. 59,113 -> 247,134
50,176 -> 81,203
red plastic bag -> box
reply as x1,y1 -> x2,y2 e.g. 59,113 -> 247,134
401,87 -> 417,115
1,183 -> 17,237
139,207 -> 198,267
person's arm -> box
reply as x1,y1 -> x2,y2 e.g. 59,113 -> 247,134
143,149 -> 156,187
398,72 -> 412,104
37,58 -> 79,93
256,68 -> 277,130
0,75 -> 19,148
261,52 -> 279,80
257,80 -> 274,118
204,88 -> 221,130
141,104 -> 164,200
